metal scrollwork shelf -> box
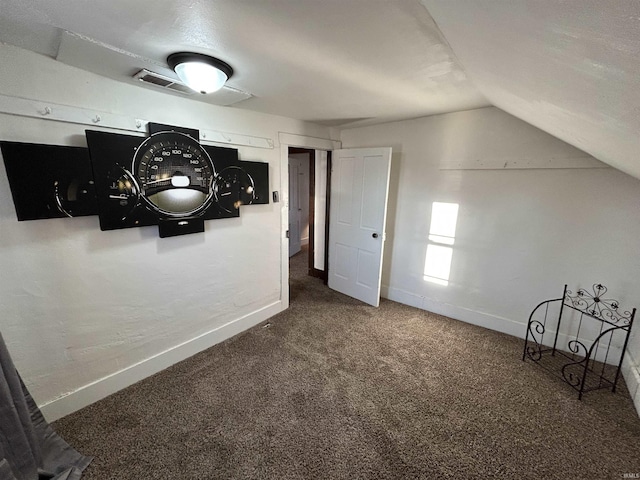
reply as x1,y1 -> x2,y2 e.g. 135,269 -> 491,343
522,283 -> 635,399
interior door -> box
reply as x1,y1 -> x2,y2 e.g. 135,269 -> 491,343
288,160 -> 301,257
328,147 -> 392,307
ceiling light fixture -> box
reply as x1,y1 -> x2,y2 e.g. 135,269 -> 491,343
167,52 -> 234,94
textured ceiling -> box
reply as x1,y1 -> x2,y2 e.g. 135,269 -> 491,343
1,0 -> 639,178
0,0 -> 488,128
422,0 -> 640,179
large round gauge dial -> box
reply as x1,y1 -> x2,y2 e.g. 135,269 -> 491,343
133,131 -> 215,217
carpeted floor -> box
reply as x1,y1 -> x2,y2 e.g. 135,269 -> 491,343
54,246 -> 640,479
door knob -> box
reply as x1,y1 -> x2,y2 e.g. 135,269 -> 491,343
372,233 -> 379,238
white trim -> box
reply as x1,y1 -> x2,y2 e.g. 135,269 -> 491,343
279,134 -> 340,310
622,351 -> 640,416
280,146 -> 290,310
0,93 -> 274,149
381,285 -> 523,337
39,301 -> 284,421
439,153 -> 607,170
278,132 -> 341,151
382,284 -> 640,416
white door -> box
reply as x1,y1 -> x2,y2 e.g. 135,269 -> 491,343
328,147 -> 392,307
288,160 -> 301,257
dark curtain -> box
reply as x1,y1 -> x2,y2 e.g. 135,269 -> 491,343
0,333 -> 92,480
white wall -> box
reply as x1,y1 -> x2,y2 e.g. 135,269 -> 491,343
299,156 -> 310,245
340,107 -> 640,411
0,44 -> 335,420
288,153 -> 310,244
313,150 -> 328,271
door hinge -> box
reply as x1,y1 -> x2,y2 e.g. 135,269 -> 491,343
286,230 -> 290,238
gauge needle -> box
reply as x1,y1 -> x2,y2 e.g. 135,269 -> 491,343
144,178 -> 172,185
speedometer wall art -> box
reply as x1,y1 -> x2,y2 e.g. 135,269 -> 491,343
134,132 -> 215,217
86,123 -> 268,238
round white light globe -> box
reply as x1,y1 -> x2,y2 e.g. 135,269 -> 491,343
174,61 -> 228,94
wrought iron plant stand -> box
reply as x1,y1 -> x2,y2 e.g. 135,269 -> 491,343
522,283 -> 635,399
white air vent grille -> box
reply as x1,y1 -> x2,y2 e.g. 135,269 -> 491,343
133,69 -> 195,95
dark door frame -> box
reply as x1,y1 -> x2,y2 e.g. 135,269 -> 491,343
323,151 -> 332,285
288,147 -> 329,282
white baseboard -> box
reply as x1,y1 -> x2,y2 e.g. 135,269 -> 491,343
381,285 -> 523,337
40,301 -> 284,422
381,284 -> 640,417
301,236 -> 309,246
622,351 -> 640,416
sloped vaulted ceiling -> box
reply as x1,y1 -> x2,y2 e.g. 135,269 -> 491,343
421,0 -> 640,179
0,1 -> 638,176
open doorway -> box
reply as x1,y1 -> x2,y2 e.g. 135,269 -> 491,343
288,147 -> 330,283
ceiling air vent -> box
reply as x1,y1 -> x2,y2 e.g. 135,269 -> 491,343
133,69 -> 195,95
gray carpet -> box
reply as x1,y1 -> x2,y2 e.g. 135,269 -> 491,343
54,247 -> 640,479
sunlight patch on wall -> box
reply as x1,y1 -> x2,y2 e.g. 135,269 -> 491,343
424,202 -> 459,286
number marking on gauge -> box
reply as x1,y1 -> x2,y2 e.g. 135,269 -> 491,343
132,132 -> 216,216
